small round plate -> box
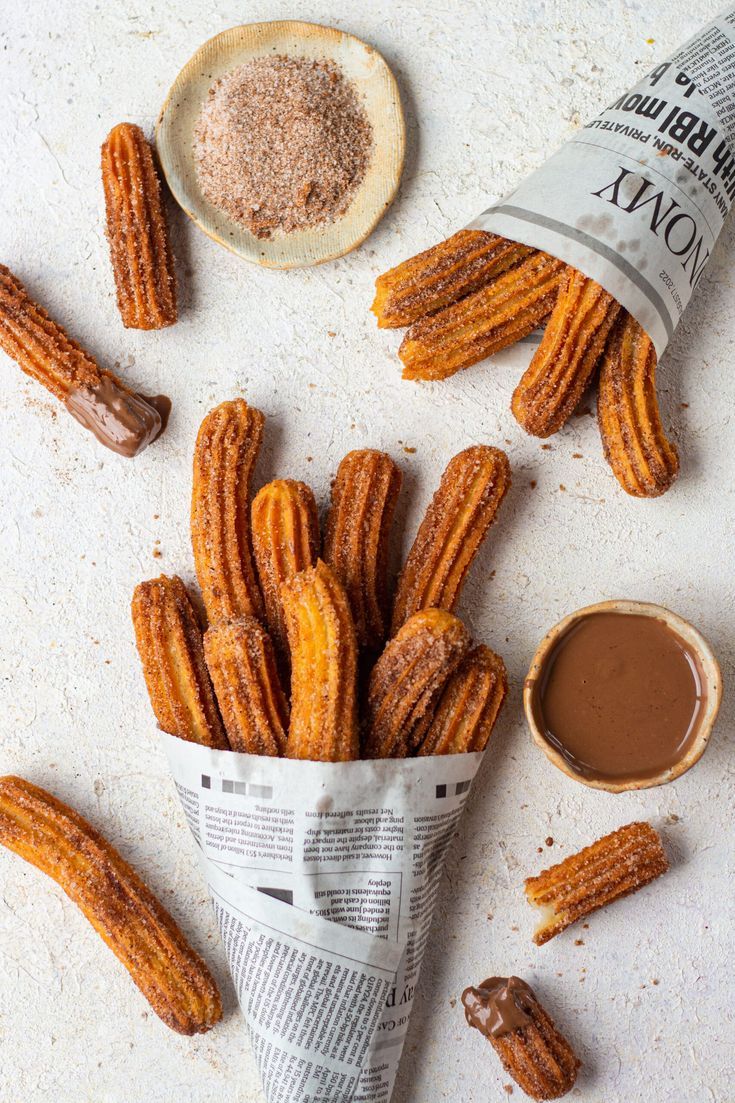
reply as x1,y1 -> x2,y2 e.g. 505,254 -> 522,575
156,21 -> 405,269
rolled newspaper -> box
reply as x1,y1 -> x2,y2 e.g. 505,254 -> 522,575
163,734 -> 484,1103
472,7 -> 735,357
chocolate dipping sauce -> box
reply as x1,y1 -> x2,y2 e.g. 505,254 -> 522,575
65,376 -> 171,457
461,976 -> 535,1038
529,612 -> 705,784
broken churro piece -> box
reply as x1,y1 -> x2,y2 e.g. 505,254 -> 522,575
398,252 -> 565,381
0,776 -> 222,1035
364,608 -> 470,758
251,479 -> 319,656
415,644 -> 507,755
191,399 -> 265,625
512,266 -> 621,437
462,976 -> 580,1100
391,445 -> 510,634
0,264 -> 164,456
204,617 -> 288,755
131,574 -> 228,749
372,230 -> 535,328
323,449 -> 402,650
101,122 -> 177,329
282,560 -> 359,761
598,312 -> 679,497
525,821 -> 668,945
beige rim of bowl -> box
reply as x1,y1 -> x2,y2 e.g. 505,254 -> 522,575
523,599 -> 722,793
156,21 -> 406,269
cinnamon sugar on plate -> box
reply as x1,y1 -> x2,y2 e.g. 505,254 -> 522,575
194,55 -> 373,238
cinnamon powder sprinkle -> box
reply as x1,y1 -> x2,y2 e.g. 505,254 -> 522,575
194,55 -> 373,238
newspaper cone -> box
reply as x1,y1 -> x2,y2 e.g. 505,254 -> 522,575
163,733 -> 484,1103
472,8 -> 735,357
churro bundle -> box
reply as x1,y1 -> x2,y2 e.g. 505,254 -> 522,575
133,401 -> 511,762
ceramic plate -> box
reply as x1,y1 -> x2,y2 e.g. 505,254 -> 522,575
156,21 -> 405,268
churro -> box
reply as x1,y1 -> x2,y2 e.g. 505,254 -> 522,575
372,230 -> 535,329
204,617 -> 288,755
191,399 -> 265,625
0,776 -> 221,1035
512,266 -> 621,437
364,608 -> 470,758
525,821 -> 668,945
251,479 -> 319,656
0,264 -> 165,456
282,560 -> 359,761
391,445 -> 510,634
131,574 -> 227,749
598,313 -> 679,497
323,449 -> 402,650
398,252 -> 565,381
462,976 -> 580,1100
415,644 -> 507,755
101,122 -> 177,330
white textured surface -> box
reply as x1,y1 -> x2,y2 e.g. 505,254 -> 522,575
0,2 -> 733,1101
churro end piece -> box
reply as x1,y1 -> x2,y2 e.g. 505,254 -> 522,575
525,821 -> 669,945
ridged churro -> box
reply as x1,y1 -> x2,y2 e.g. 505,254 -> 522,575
131,574 -> 227,749
204,617 -> 288,755
0,264 -> 164,456
512,266 -> 621,437
191,399 -> 265,625
372,230 -> 535,329
101,122 -> 177,330
598,313 -> 679,497
0,776 -> 222,1035
282,561 -> 359,761
415,644 -> 507,756
323,449 -> 402,650
398,252 -> 565,381
391,446 -> 510,634
251,479 -> 319,655
525,821 -> 668,945
462,976 -> 580,1100
364,608 -> 470,758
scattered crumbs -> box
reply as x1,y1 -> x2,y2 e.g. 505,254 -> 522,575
510,925 -> 519,932
487,913 -> 494,921
541,444 -> 552,451
574,939 -> 584,946
537,846 -> 543,853
503,1087 -> 514,1096
559,484 -> 566,492
488,569 -> 496,580
403,445 -> 416,454
104,659 -> 111,665
545,837 -> 554,847
582,923 -> 589,929
504,438 -> 512,446
306,455 -> 313,463
530,480 -> 537,489
153,513 -> 160,520
652,978 -> 660,986
646,37 -> 655,44
572,452 -> 583,459
153,547 -> 162,559
327,330 -> 336,337
556,972 -> 563,977
665,812 -> 680,824
680,402 -> 689,409
449,997 -> 457,1008
350,422 -> 356,429
91,638 -> 99,645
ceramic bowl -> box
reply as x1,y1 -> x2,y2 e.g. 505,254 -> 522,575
523,599 -> 722,793
156,20 -> 405,268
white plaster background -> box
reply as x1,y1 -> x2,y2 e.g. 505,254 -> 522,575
0,1 -> 733,1100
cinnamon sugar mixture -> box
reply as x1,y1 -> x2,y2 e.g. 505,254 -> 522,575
194,55 -> 373,238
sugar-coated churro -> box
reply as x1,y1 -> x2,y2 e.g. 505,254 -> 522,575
415,644 -> 507,755
372,230 -> 535,329
282,560 -> 359,762
0,776 -> 222,1035
101,122 -> 177,330
191,399 -> 265,625
323,449 -> 402,650
525,821 -> 669,945
398,252 -> 565,381
512,266 -> 621,437
251,479 -> 319,656
204,617 -> 288,755
598,312 -> 679,497
131,574 -> 228,749
364,608 -> 470,758
391,445 -> 510,634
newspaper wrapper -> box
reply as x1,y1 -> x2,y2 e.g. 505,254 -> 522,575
471,8 -> 735,359
162,732 -> 483,1103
